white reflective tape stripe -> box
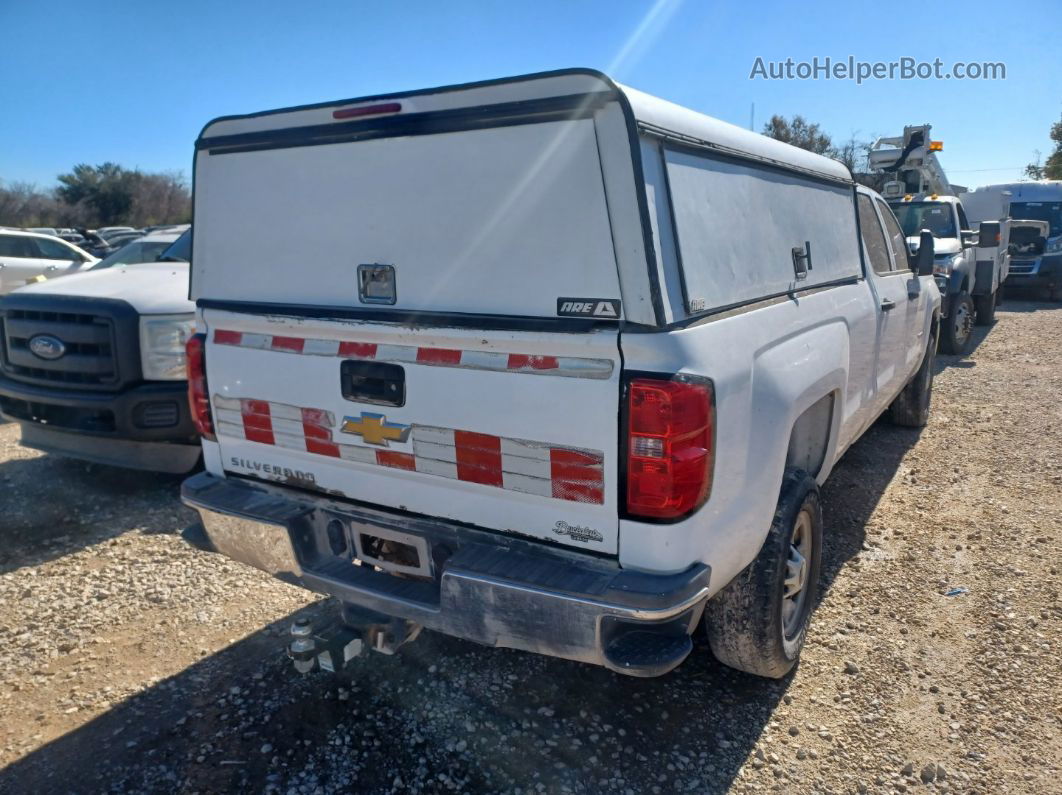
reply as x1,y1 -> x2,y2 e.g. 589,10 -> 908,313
216,419 -> 247,439
412,439 -> 457,464
338,444 -> 376,464
302,338 -> 341,356
270,416 -> 308,437
274,431 -> 307,451
213,395 -> 242,412
554,357 -> 613,378
239,333 -> 273,350
500,437 -> 551,462
214,407 -> 244,428
375,343 -> 418,363
459,350 -> 509,370
502,471 -> 554,497
411,426 -> 456,447
267,402 -> 305,422
415,456 -> 459,480
501,453 -> 552,479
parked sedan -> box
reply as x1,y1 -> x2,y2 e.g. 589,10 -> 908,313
0,230 -> 98,294
90,230 -> 185,270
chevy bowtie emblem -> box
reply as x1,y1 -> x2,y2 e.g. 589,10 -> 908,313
340,412 -> 411,447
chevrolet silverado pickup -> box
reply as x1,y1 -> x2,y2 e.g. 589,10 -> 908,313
180,69 -> 940,679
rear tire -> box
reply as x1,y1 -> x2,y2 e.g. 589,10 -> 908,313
890,323 -> 937,427
705,469 -> 822,679
939,293 -> 975,355
974,290 -> 997,325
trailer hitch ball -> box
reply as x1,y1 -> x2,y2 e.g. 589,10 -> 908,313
288,618 -> 316,674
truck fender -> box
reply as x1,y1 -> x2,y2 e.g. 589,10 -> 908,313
697,321 -> 848,597
947,268 -> 969,296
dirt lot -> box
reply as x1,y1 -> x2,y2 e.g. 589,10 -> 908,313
0,299 -> 1059,794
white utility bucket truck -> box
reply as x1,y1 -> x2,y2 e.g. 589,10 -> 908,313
870,125 -> 1005,353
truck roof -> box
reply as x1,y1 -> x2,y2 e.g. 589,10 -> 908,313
198,68 -> 853,185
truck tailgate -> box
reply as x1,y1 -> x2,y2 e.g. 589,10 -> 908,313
202,310 -> 621,552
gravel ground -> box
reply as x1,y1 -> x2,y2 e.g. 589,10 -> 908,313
0,299 -> 1059,794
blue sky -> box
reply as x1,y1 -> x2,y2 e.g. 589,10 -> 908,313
2,0 -> 1059,189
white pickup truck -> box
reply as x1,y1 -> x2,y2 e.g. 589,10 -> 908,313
0,230 -> 201,473
181,69 -> 940,679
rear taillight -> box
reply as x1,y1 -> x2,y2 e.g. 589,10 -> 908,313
186,333 -> 215,441
625,376 -> 714,520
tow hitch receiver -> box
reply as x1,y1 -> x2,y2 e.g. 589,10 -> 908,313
286,604 -> 422,674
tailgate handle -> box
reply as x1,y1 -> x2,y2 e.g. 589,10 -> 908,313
341,361 -> 405,407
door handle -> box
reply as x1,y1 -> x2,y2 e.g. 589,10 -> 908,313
880,298 -> 896,311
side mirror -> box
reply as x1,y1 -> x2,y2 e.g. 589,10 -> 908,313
912,230 -> 935,276
978,221 -> 1001,247
961,229 -> 977,247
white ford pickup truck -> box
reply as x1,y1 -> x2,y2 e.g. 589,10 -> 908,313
181,69 -> 940,679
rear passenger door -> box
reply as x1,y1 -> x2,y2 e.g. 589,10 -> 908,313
856,194 -> 914,409
29,235 -> 90,279
876,198 -> 928,376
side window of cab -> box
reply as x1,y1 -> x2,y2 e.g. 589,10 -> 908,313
856,194 -> 893,275
876,200 -> 910,273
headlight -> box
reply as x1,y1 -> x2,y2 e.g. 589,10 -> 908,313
933,254 -> 960,277
139,314 -> 196,380
1047,237 -> 1062,254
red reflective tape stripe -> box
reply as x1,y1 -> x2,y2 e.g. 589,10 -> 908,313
376,450 -> 415,470
454,431 -> 503,487
271,336 -> 305,353
417,347 -> 462,365
550,448 -> 604,504
552,480 -> 604,504
240,399 -> 274,445
213,329 -> 242,345
507,354 -> 559,371
338,341 -> 377,359
550,449 -> 604,467
300,407 -> 331,429
301,422 -> 332,441
306,438 -> 341,457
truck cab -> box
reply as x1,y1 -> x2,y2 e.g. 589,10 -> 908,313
0,229 -> 201,473
891,194 -> 990,354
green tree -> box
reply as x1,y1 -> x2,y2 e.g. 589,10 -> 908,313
56,162 -> 141,224
1026,113 -> 1062,180
762,114 -> 834,156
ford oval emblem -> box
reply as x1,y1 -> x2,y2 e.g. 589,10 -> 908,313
28,334 -> 66,360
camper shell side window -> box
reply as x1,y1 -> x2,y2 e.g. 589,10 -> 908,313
640,142 -> 862,318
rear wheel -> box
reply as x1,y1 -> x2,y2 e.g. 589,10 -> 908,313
974,290 -> 997,325
939,293 -> 975,355
705,469 -> 822,678
889,323 -> 937,427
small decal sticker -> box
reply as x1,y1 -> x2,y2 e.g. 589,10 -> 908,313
556,298 -> 621,318
552,520 -> 604,544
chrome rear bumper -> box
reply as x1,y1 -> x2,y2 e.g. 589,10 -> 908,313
181,472 -> 710,677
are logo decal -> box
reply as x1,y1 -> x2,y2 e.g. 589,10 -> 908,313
556,298 -> 621,318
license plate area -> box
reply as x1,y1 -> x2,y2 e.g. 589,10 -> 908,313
349,520 -> 433,579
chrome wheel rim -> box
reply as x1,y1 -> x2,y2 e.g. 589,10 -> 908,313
953,301 -> 973,344
782,509 -> 813,638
